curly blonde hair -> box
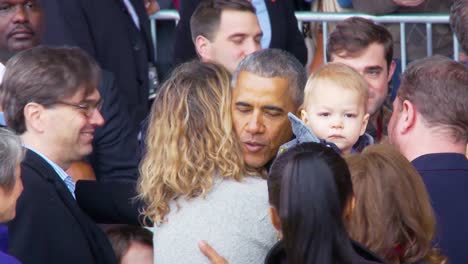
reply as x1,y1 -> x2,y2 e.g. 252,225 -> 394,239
138,61 -> 246,225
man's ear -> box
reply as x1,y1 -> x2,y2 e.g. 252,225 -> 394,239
387,60 -> 397,83
360,113 -> 370,136
269,206 -> 281,232
195,35 -> 211,61
399,99 -> 416,134
23,102 -> 46,133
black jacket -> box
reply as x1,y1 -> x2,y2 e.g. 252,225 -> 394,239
89,70 -> 141,181
8,150 -> 117,264
75,180 -> 148,226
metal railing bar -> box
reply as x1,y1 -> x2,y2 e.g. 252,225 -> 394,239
294,12 -> 449,24
150,10 -> 456,69
426,23 -> 433,57
454,34 -> 460,62
400,23 -> 407,72
322,21 -> 328,64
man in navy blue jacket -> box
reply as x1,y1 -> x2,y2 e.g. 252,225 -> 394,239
387,55 -> 468,263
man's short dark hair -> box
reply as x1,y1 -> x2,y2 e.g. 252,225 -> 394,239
450,0 -> 468,54
397,55 -> 468,143
1,46 -> 101,134
326,17 -> 393,68
190,0 -> 255,43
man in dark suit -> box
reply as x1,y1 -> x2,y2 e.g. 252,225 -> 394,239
387,56 -> 468,263
174,0 -> 307,72
0,0 -> 140,181
42,0 -> 156,129
2,46 -> 117,264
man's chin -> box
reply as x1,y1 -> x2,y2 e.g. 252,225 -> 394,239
9,41 -> 38,52
78,145 -> 93,158
244,156 -> 269,170
368,99 -> 387,116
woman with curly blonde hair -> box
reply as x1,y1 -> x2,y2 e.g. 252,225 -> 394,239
138,61 -> 277,264
345,144 -> 446,264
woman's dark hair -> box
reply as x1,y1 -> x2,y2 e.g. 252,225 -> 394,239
268,142 -> 355,264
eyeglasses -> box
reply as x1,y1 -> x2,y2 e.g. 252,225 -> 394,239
53,99 -> 103,117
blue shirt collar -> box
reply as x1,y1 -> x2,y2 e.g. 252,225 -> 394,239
0,112 -> 5,127
24,146 -> 76,199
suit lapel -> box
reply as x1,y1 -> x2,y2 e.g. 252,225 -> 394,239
23,150 -> 70,193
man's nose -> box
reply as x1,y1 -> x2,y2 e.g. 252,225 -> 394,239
12,6 -> 29,23
89,109 -> 105,127
245,112 -> 264,134
244,39 -> 261,56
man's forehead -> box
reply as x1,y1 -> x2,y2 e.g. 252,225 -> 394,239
216,9 -> 260,37
66,86 -> 100,102
233,71 -> 294,107
331,52 -> 386,72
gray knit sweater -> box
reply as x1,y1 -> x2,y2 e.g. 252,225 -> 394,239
152,176 -> 277,264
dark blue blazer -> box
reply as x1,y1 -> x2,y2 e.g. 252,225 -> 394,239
75,179 -> 147,226
89,70 -> 140,181
173,0 -> 307,66
412,153 -> 468,264
7,150 -> 117,264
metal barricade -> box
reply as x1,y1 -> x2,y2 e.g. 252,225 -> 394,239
294,12 -> 455,71
150,11 -> 457,72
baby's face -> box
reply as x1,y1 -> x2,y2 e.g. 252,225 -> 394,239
302,81 -> 369,154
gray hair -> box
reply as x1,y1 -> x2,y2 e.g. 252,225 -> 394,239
231,49 -> 307,107
0,127 -> 24,192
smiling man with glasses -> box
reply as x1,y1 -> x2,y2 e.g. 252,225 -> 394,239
0,0 -> 141,183
0,46 -> 117,264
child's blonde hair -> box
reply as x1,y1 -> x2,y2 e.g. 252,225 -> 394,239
304,63 -> 369,111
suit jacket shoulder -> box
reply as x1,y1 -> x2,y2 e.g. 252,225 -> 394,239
8,150 -> 117,264
75,180 -> 147,226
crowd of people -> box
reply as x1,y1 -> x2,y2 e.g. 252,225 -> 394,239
0,0 -> 467,263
